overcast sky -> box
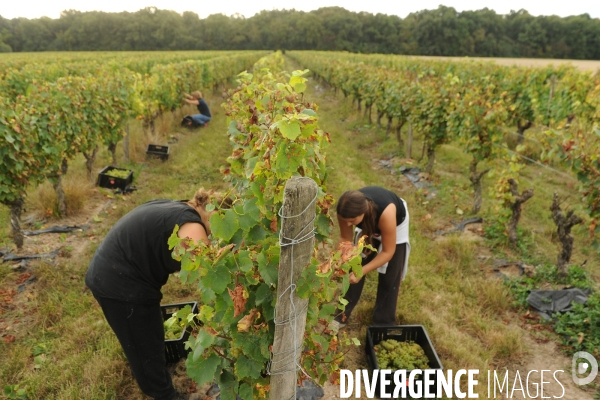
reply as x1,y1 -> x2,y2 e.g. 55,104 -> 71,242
1,0 -> 599,20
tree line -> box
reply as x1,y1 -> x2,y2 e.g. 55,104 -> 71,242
0,6 -> 599,59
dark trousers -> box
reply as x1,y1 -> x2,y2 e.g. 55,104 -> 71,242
337,243 -> 407,325
92,293 -> 177,400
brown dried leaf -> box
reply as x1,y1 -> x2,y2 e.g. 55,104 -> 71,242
318,259 -> 331,274
228,284 -> 247,318
216,244 -> 235,259
270,218 -> 278,232
317,194 -> 334,214
206,327 -> 219,336
338,241 -> 356,263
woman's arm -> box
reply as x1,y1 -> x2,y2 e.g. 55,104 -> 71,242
352,204 -> 397,282
178,222 -> 209,245
183,98 -> 199,105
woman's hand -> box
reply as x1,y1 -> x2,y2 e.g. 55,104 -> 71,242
349,266 -> 366,284
349,272 -> 361,284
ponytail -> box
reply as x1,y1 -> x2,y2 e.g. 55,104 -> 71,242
189,187 -> 232,210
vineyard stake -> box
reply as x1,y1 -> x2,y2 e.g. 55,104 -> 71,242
269,177 -> 318,400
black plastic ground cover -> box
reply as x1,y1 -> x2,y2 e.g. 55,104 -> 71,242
526,288 -> 591,320
2,249 -> 61,262
22,225 -> 89,236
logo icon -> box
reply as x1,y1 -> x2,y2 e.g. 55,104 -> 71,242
572,351 -> 598,385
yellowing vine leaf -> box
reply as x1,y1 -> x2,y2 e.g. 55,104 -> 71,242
237,309 -> 258,333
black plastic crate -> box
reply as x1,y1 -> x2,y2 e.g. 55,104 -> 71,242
146,144 -> 170,161
366,325 -> 443,399
97,166 -> 134,190
161,301 -> 198,364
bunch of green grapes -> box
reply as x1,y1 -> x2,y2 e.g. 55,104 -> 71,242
374,339 -> 430,370
164,315 -> 184,340
104,169 -> 130,179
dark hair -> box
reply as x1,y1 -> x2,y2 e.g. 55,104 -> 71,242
337,190 -> 377,245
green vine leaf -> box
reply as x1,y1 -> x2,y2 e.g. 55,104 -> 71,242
243,198 -> 261,222
239,383 -> 254,400
254,284 -> 272,306
198,305 -> 215,323
273,119 -> 301,141
204,265 -> 231,294
192,329 -> 217,361
257,252 -> 277,286
235,355 -> 264,379
185,353 -> 221,386
210,209 -> 240,242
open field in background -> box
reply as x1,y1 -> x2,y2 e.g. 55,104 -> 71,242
0,52 -> 599,399
410,55 -> 600,72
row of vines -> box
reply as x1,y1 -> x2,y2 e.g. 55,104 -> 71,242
168,52 -> 363,399
0,50 -> 248,75
288,51 -> 600,272
0,50 -> 268,248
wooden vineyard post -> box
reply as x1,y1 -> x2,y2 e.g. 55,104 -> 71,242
269,177 -> 317,400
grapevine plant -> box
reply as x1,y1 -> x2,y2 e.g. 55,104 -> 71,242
448,74 -> 508,214
488,153 -> 534,249
168,54 -> 364,400
541,79 -> 600,250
